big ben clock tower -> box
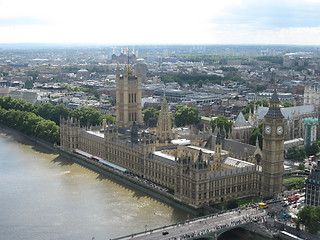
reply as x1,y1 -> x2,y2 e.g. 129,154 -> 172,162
261,90 -> 285,199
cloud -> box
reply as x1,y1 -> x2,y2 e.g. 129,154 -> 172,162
0,17 -> 50,27
212,0 -> 320,29
0,0 -> 319,44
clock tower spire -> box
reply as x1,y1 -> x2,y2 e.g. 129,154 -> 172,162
261,89 -> 285,199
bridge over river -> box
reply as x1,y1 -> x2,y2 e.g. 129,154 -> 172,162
112,207 -> 274,240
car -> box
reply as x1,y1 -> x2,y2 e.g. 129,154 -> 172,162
162,231 -> 169,236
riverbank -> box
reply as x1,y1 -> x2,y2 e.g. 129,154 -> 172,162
0,125 -> 206,216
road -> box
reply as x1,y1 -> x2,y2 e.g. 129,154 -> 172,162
114,207 -> 268,240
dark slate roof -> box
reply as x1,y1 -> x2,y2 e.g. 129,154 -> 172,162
270,89 -> 280,103
264,90 -> 284,119
205,135 -> 256,158
265,107 -> 284,119
307,168 -> 320,185
257,105 -> 316,120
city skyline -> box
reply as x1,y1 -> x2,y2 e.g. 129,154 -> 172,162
0,0 -> 320,46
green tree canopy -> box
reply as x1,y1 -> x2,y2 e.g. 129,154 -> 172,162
296,206 -> 320,233
306,143 -> 319,157
249,124 -> 263,147
256,85 -> 267,92
143,107 -> 160,125
282,102 -> 294,108
0,107 -> 59,144
0,96 -> 115,127
174,105 -> 201,127
24,80 -> 34,89
225,198 -> 239,210
210,116 -> 233,137
255,98 -> 269,107
242,99 -> 269,118
286,146 -> 306,161
0,96 -> 115,144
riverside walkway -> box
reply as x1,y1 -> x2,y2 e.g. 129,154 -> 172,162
112,207 -> 270,240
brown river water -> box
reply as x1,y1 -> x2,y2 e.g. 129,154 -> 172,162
0,128 -> 189,240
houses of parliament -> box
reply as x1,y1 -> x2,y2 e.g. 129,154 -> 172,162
60,64 -> 285,208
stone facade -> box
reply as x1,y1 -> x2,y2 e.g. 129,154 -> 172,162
156,95 -> 173,143
59,65 -> 286,207
261,90 -> 286,198
60,119 -> 264,207
115,65 -> 143,128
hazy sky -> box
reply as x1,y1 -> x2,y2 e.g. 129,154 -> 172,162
1,0 -> 320,45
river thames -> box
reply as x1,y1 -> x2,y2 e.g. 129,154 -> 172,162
0,128 -> 189,240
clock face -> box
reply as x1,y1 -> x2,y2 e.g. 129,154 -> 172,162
265,125 -> 271,134
277,126 -> 283,135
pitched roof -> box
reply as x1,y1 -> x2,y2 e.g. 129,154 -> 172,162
257,105 -> 316,120
223,157 -> 255,168
206,135 -> 256,158
234,112 -> 249,127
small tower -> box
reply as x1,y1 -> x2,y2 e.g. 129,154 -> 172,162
261,89 -> 285,199
130,122 -> 139,144
116,65 -> 143,128
214,131 -> 222,161
156,95 -> 173,143
60,117 -> 81,152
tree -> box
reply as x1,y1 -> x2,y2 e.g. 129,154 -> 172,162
242,103 -> 255,116
306,143 -> 319,157
174,106 -> 201,127
255,98 -> 269,107
249,124 -> 263,147
256,85 -> 267,92
143,107 -> 160,125
298,163 -> 305,170
283,102 -> 294,108
296,206 -> 320,233
71,107 -> 102,126
286,146 -> 306,161
242,99 -> 269,118
210,116 -> 233,137
225,199 -> 239,210
0,96 -> 115,127
0,107 -> 60,144
24,80 -> 34,89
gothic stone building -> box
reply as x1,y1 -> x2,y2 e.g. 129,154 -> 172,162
60,66 -> 285,207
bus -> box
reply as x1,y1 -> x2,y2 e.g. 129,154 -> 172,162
258,202 -> 268,208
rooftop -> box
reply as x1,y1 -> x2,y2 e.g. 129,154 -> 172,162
223,157 -> 255,168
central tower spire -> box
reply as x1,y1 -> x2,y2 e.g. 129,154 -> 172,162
115,64 -> 143,128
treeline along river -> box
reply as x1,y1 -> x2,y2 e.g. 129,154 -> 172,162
0,127 -> 188,240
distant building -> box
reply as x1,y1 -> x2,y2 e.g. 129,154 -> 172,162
283,52 -> 314,68
111,53 -> 137,64
246,92 -> 295,103
9,89 -> 39,104
305,161 -> 320,207
304,82 -> 320,106
134,60 -> 147,83
76,69 -> 89,79
304,118 -> 318,149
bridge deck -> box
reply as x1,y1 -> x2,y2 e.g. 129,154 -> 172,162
112,208 -> 269,240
